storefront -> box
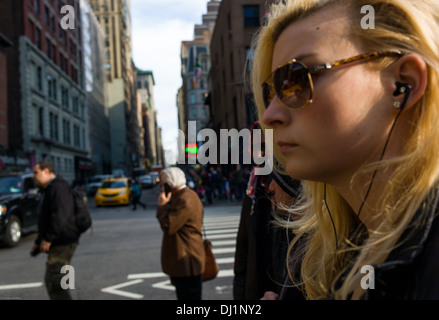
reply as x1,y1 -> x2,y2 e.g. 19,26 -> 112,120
74,156 -> 94,185
0,150 -> 32,174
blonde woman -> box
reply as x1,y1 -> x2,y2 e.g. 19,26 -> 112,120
252,0 -> 439,299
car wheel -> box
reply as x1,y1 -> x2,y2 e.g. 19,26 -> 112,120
4,215 -> 22,247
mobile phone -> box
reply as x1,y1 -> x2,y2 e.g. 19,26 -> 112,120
164,183 -> 171,196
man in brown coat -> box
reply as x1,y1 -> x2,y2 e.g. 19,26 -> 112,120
156,167 -> 205,300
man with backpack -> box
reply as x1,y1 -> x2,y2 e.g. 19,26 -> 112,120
31,160 -> 84,300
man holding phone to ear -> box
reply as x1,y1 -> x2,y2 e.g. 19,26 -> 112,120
156,167 -> 205,300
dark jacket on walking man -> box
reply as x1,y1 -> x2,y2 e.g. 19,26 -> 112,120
156,167 -> 205,300
31,160 -> 80,300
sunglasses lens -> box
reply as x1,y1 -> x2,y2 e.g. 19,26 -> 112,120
262,62 -> 312,109
274,62 -> 311,109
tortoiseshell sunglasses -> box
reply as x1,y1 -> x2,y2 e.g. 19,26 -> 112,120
261,50 -> 403,110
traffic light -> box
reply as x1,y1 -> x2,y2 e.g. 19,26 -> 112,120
185,143 -> 198,158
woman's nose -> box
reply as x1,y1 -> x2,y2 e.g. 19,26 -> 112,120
261,96 -> 290,128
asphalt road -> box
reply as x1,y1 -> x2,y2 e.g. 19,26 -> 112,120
0,185 -> 243,300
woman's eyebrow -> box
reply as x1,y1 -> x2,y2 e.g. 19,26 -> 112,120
293,52 -> 319,61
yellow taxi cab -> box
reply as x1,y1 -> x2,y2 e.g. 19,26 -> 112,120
94,177 -> 132,206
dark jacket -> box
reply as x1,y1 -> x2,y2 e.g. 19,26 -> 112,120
36,175 -> 80,247
156,187 -> 205,277
233,174 -> 298,300
362,186 -> 439,300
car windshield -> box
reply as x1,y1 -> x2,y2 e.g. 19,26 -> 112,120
101,181 -> 126,188
0,177 -> 23,194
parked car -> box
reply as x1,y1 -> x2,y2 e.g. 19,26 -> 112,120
138,174 -> 154,188
94,177 -> 132,206
0,173 -> 41,247
86,174 -> 111,196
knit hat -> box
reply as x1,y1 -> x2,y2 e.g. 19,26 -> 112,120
160,167 -> 186,189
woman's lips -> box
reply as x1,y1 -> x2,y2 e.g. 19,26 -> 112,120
277,141 -> 298,154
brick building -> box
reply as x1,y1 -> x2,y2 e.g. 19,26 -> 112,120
0,33 -> 13,153
0,0 -> 90,180
209,0 -> 272,133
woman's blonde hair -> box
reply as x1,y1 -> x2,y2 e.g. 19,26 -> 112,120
251,0 -> 439,299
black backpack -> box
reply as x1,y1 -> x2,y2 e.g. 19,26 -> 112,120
72,187 -> 92,233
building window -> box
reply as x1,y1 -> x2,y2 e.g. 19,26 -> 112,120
36,65 -> 43,91
45,5 -> 50,26
52,44 -> 57,63
29,19 -> 35,43
34,0 -> 40,16
49,112 -> 59,141
73,124 -> 80,147
61,86 -> 69,109
82,128 -> 85,149
36,27 -> 41,49
38,107 -> 44,136
191,107 -> 197,118
46,37 -> 51,57
63,119 -> 71,145
81,101 -> 85,119
51,13 -> 55,33
48,75 -> 57,100
243,5 -> 260,28
72,96 -> 79,115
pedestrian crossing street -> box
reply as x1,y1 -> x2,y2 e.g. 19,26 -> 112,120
203,213 -> 240,275
102,211 -> 242,298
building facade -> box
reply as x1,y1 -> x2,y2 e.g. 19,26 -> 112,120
81,0 -> 111,175
0,33 -> 13,153
136,69 -> 164,169
0,0 -> 90,182
178,0 -> 220,161
181,39 -> 211,132
89,0 -> 137,176
210,0 -> 272,134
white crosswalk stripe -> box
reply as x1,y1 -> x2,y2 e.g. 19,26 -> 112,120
203,213 -> 240,271
119,212 -> 242,296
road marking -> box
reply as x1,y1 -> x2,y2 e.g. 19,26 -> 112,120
152,279 -> 174,291
109,214 -> 240,296
127,272 -> 166,280
212,240 -> 236,246
204,222 -> 240,229
217,269 -> 234,277
206,233 -> 236,240
0,282 -> 43,290
206,228 -> 238,235
213,247 -> 235,254
216,257 -> 234,264
101,279 -> 144,299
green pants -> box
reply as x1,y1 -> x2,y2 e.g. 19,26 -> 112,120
44,243 -> 78,300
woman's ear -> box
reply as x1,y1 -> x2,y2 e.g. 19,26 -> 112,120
388,54 -> 428,110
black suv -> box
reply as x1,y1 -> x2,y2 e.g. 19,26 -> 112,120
0,173 -> 41,247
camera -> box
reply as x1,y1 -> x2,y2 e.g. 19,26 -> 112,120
30,245 -> 40,257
